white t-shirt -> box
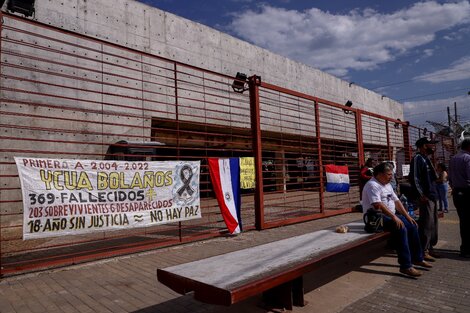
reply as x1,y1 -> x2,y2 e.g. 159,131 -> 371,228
362,177 -> 399,214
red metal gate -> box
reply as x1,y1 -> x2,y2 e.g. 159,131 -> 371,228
0,13 -> 454,276
0,13 -> 256,276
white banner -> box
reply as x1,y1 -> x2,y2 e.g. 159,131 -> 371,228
15,157 -> 201,240
402,164 -> 410,177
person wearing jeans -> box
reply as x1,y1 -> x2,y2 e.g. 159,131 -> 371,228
362,162 -> 432,277
382,214 -> 423,271
436,163 -> 449,213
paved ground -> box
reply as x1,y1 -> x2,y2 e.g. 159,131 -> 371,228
0,201 -> 468,313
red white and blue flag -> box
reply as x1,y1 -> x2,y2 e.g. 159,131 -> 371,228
208,158 -> 242,234
325,164 -> 350,192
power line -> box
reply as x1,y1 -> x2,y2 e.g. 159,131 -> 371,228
398,87 -> 470,101
406,104 -> 470,117
369,68 -> 470,90
407,107 -> 470,118
370,78 -> 416,90
406,108 -> 447,117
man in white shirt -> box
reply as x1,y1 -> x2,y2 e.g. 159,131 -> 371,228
362,162 -> 432,277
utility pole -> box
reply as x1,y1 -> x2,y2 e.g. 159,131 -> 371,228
447,106 -> 452,130
454,102 -> 458,125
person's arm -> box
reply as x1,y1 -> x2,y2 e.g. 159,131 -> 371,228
360,166 -> 372,180
412,156 -> 428,202
442,171 -> 448,182
371,202 -> 405,229
394,199 -> 418,227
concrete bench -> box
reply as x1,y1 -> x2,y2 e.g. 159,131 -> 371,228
157,221 -> 390,310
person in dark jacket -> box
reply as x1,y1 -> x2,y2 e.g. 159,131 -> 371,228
409,137 -> 439,261
449,138 -> 470,258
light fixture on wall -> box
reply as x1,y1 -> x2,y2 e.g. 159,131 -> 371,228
394,118 -> 401,129
231,72 -> 248,93
7,0 -> 36,17
343,100 -> 353,114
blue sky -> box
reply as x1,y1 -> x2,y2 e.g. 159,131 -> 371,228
138,0 -> 470,130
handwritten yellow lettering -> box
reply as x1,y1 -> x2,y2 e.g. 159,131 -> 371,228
97,172 -> 108,190
164,171 -> 173,186
64,171 -> 77,190
108,172 -> 120,189
53,171 -> 64,190
130,172 -> 143,189
76,172 -> 93,191
40,169 -> 53,190
143,171 -> 154,188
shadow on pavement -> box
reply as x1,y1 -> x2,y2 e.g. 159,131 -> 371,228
131,294 -> 265,313
363,261 -> 400,268
355,267 -> 415,279
433,248 -> 470,261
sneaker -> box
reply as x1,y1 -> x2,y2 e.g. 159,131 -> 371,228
424,252 -> 436,262
444,209 -> 449,213
413,261 -> 433,268
400,267 -> 422,277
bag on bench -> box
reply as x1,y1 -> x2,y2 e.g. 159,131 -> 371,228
363,208 -> 383,233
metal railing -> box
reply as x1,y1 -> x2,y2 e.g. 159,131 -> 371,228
0,13 -> 455,276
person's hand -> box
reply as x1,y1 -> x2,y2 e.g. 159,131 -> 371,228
407,216 -> 418,227
393,216 -> 405,229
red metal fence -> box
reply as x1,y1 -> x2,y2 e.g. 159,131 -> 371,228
0,13 -> 455,276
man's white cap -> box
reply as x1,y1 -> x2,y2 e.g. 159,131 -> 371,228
459,130 -> 470,144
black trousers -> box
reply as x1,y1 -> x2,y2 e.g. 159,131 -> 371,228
453,189 -> 470,254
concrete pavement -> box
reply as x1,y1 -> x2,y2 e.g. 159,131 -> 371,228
339,205 -> 470,313
0,201 -> 468,313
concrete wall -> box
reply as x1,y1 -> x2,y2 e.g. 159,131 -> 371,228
0,0 -> 405,254
8,0 -> 402,120
0,0 -> 405,146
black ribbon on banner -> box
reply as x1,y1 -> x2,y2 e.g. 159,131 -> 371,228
177,165 -> 194,196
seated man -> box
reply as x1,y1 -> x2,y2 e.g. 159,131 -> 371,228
362,162 -> 432,277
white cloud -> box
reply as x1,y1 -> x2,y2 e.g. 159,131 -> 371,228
415,48 -> 434,63
423,49 -> 434,57
443,25 -> 470,40
414,56 -> 470,83
228,1 -> 470,75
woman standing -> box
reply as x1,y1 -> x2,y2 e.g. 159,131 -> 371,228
436,163 -> 449,213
